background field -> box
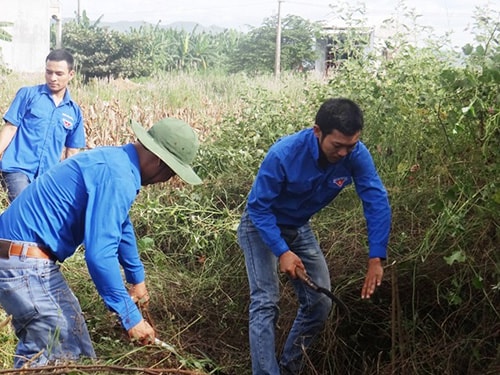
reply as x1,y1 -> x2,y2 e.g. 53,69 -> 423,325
0,14 -> 499,374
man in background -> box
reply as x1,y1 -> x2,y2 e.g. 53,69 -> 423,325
0,48 -> 86,202
238,98 -> 391,374
0,118 -> 202,368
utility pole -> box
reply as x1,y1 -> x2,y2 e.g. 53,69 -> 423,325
52,15 -> 62,48
77,0 -> 81,23
274,0 -> 282,78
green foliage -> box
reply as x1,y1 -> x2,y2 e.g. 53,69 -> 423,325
58,9 -> 354,78
303,4 -> 498,374
228,15 -> 321,74
227,22 -> 276,74
199,78 -> 314,183
62,13 -> 244,80
0,21 -> 13,42
0,21 -> 13,74
62,16 -> 153,81
280,15 -> 322,70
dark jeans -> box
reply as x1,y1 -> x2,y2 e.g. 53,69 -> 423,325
237,210 -> 332,375
0,171 -> 30,203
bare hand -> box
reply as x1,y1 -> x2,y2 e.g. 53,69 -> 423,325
361,258 -> 384,299
128,319 -> 155,345
279,250 -> 305,278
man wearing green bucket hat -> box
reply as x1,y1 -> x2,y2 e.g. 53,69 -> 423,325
0,118 -> 201,368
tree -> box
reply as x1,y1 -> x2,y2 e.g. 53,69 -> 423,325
228,15 -> 321,74
62,12 -> 153,81
280,15 -> 322,70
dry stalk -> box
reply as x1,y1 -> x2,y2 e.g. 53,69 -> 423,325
0,315 -> 12,331
390,263 -> 404,373
0,363 -> 207,375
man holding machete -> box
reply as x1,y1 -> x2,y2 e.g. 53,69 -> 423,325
237,98 -> 391,374
0,118 -> 202,368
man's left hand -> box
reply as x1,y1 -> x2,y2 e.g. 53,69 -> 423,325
361,257 -> 384,299
128,318 -> 155,345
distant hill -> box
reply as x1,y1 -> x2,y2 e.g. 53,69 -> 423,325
62,19 -> 232,34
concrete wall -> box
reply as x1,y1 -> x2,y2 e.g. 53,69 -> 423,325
0,0 -> 61,73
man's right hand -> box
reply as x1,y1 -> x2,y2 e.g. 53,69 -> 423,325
128,281 -> 150,308
279,250 -> 305,278
128,318 -> 155,345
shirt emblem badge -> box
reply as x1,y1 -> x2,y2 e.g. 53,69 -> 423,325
332,177 -> 346,187
63,119 -> 72,128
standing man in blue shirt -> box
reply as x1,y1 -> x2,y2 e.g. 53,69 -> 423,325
0,118 -> 202,368
0,49 -> 86,202
237,98 -> 391,375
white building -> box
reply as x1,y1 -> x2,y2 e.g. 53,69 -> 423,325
0,0 -> 61,73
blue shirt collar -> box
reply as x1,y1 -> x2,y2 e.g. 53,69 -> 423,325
306,128 -> 320,162
308,128 -> 359,168
123,143 -> 142,193
41,84 -> 73,105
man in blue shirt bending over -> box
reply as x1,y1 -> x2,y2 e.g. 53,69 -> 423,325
237,98 -> 391,375
0,49 -> 86,203
0,118 -> 202,368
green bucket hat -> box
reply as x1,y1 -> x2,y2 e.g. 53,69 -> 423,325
131,118 -> 202,185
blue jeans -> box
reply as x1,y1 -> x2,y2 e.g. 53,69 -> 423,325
0,248 -> 96,368
0,171 -> 30,203
237,211 -> 332,375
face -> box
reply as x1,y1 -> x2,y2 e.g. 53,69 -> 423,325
45,60 -> 74,95
141,158 -> 176,186
313,126 -> 360,163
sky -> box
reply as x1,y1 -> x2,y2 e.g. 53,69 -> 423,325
58,0 -> 498,47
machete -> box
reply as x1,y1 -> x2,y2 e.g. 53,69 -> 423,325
296,267 -> 351,322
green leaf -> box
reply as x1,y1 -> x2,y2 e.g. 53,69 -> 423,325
137,236 -> 155,251
472,275 -> 484,289
492,189 -> 500,205
444,250 -> 466,265
462,44 -> 473,55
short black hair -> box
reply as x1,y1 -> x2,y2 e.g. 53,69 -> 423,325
315,98 -> 364,136
46,49 -> 75,71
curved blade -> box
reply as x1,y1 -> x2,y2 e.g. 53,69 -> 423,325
296,268 -> 351,322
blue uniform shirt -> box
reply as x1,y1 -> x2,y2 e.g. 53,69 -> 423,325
1,84 -> 86,180
0,144 -> 145,330
247,128 -> 391,258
